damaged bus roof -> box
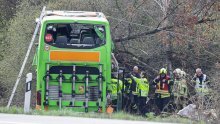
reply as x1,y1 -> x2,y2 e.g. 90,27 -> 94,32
41,11 -> 109,23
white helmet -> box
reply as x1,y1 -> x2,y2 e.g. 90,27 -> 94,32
181,70 -> 186,78
173,68 -> 181,78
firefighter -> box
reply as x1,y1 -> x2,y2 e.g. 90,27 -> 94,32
107,73 -> 123,109
173,68 -> 182,81
172,69 -> 188,110
152,68 -> 173,113
180,70 -> 188,107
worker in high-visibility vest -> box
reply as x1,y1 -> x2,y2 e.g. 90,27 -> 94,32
172,68 -> 188,110
107,73 -> 123,107
124,66 -> 141,113
123,75 -> 133,112
192,68 -> 210,95
191,68 -> 211,109
132,72 -> 149,116
180,70 -> 188,107
152,68 -> 173,112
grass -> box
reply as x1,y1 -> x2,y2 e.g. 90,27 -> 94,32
0,106 -> 196,123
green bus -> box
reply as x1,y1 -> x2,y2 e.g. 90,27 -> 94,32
34,11 -> 112,112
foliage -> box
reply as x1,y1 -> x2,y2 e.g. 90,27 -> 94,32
0,0 -> 48,106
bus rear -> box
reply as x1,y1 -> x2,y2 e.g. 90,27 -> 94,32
35,11 -> 112,112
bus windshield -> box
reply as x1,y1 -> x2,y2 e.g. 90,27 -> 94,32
44,23 -> 106,49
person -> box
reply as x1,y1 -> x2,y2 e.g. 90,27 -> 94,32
107,73 -> 123,110
132,66 -> 141,78
172,68 -> 182,97
172,68 -> 188,110
191,68 -> 211,109
179,70 -> 188,107
135,72 -> 150,116
192,68 -> 210,94
152,68 -> 173,113
123,76 -> 132,112
124,66 -> 141,113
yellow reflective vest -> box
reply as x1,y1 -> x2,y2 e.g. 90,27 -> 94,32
132,76 -> 149,97
107,78 -> 122,100
153,76 -> 172,98
192,74 -> 210,95
173,79 -> 188,97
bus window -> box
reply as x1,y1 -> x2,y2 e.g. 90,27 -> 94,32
44,23 -> 106,49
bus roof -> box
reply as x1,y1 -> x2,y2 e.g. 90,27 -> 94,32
42,11 -> 109,23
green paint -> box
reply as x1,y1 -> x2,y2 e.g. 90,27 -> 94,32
35,12 -> 112,112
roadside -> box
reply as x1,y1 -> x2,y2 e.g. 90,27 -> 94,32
0,113 -> 177,124
0,107 -> 195,124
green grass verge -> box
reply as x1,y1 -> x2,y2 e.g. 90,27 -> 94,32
0,106 -> 196,123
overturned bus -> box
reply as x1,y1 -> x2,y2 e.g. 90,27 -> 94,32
34,11 -> 113,112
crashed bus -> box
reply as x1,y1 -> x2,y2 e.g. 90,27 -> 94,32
34,11 -> 113,112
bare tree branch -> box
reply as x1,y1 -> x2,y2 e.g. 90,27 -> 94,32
113,18 -> 218,42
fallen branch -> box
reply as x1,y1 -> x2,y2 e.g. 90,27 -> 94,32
116,50 -> 158,74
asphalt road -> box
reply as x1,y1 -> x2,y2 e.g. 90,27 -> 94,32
0,113 -> 175,124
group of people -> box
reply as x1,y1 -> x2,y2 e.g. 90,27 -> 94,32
107,66 -> 211,116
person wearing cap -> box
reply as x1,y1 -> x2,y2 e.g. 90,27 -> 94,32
152,68 -> 173,113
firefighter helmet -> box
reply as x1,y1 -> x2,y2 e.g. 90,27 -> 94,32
181,70 -> 186,78
173,68 -> 181,74
159,68 -> 167,74
173,68 -> 181,78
